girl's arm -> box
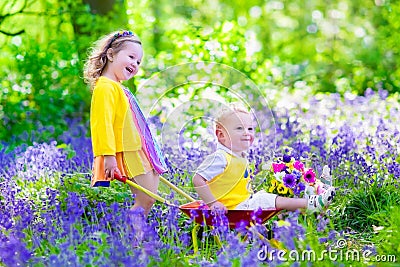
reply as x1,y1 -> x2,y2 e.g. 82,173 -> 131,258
193,174 -> 227,211
90,83 -> 117,157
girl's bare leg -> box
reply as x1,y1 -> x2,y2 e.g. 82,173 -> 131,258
129,170 -> 160,217
275,196 -> 307,211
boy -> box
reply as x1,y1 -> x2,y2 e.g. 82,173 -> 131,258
192,104 -> 335,212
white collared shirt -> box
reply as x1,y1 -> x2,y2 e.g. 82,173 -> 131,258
196,143 -> 247,181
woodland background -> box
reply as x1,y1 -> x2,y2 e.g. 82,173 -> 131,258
1,1 -> 400,265
1,0 -> 399,146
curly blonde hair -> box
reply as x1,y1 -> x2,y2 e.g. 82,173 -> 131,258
83,30 -> 142,89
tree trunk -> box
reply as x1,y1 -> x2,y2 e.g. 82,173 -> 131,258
83,0 -> 115,15
68,0 -> 128,61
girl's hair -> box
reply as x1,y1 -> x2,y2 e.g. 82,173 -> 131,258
83,30 -> 142,89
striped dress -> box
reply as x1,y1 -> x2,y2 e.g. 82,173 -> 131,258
90,81 -> 167,187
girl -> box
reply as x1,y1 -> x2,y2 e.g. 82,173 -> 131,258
83,30 -> 167,217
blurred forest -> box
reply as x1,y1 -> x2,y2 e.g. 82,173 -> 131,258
0,0 -> 399,146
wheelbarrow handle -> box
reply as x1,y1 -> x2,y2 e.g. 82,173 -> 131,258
113,172 -> 175,207
159,176 -> 196,202
114,173 -> 195,202
113,172 -> 127,183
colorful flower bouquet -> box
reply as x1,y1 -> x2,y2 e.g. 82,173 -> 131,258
265,155 -> 331,198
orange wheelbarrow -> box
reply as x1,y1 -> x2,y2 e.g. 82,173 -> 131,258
113,173 -> 281,253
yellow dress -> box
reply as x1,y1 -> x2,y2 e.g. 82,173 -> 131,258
90,76 -> 158,187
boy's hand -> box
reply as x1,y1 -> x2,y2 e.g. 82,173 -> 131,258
209,201 -> 227,212
104,155 -> 121,180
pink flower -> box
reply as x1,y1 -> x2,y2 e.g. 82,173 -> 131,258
303,168 -> 316,183
293,161 -> 304,172
272,163 -> 286,173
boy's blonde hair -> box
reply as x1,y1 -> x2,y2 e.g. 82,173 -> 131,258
83,30 -> 142,89
215,103 -> 252,131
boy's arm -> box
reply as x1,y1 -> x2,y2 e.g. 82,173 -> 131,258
193,174 -> 227,211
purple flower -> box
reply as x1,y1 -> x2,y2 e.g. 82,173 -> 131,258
282,155 -> 292,163
273,211 -> 305,251
0,235 -> 32,265
292,169 -> 302,181
317,214 -> 330,232
319,237 -> 328,243
283,173 -> 296,189
293,182 -> 305,196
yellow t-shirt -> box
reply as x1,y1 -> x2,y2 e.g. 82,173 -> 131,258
90,76 -> 141,157
204,149 -> 252,209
